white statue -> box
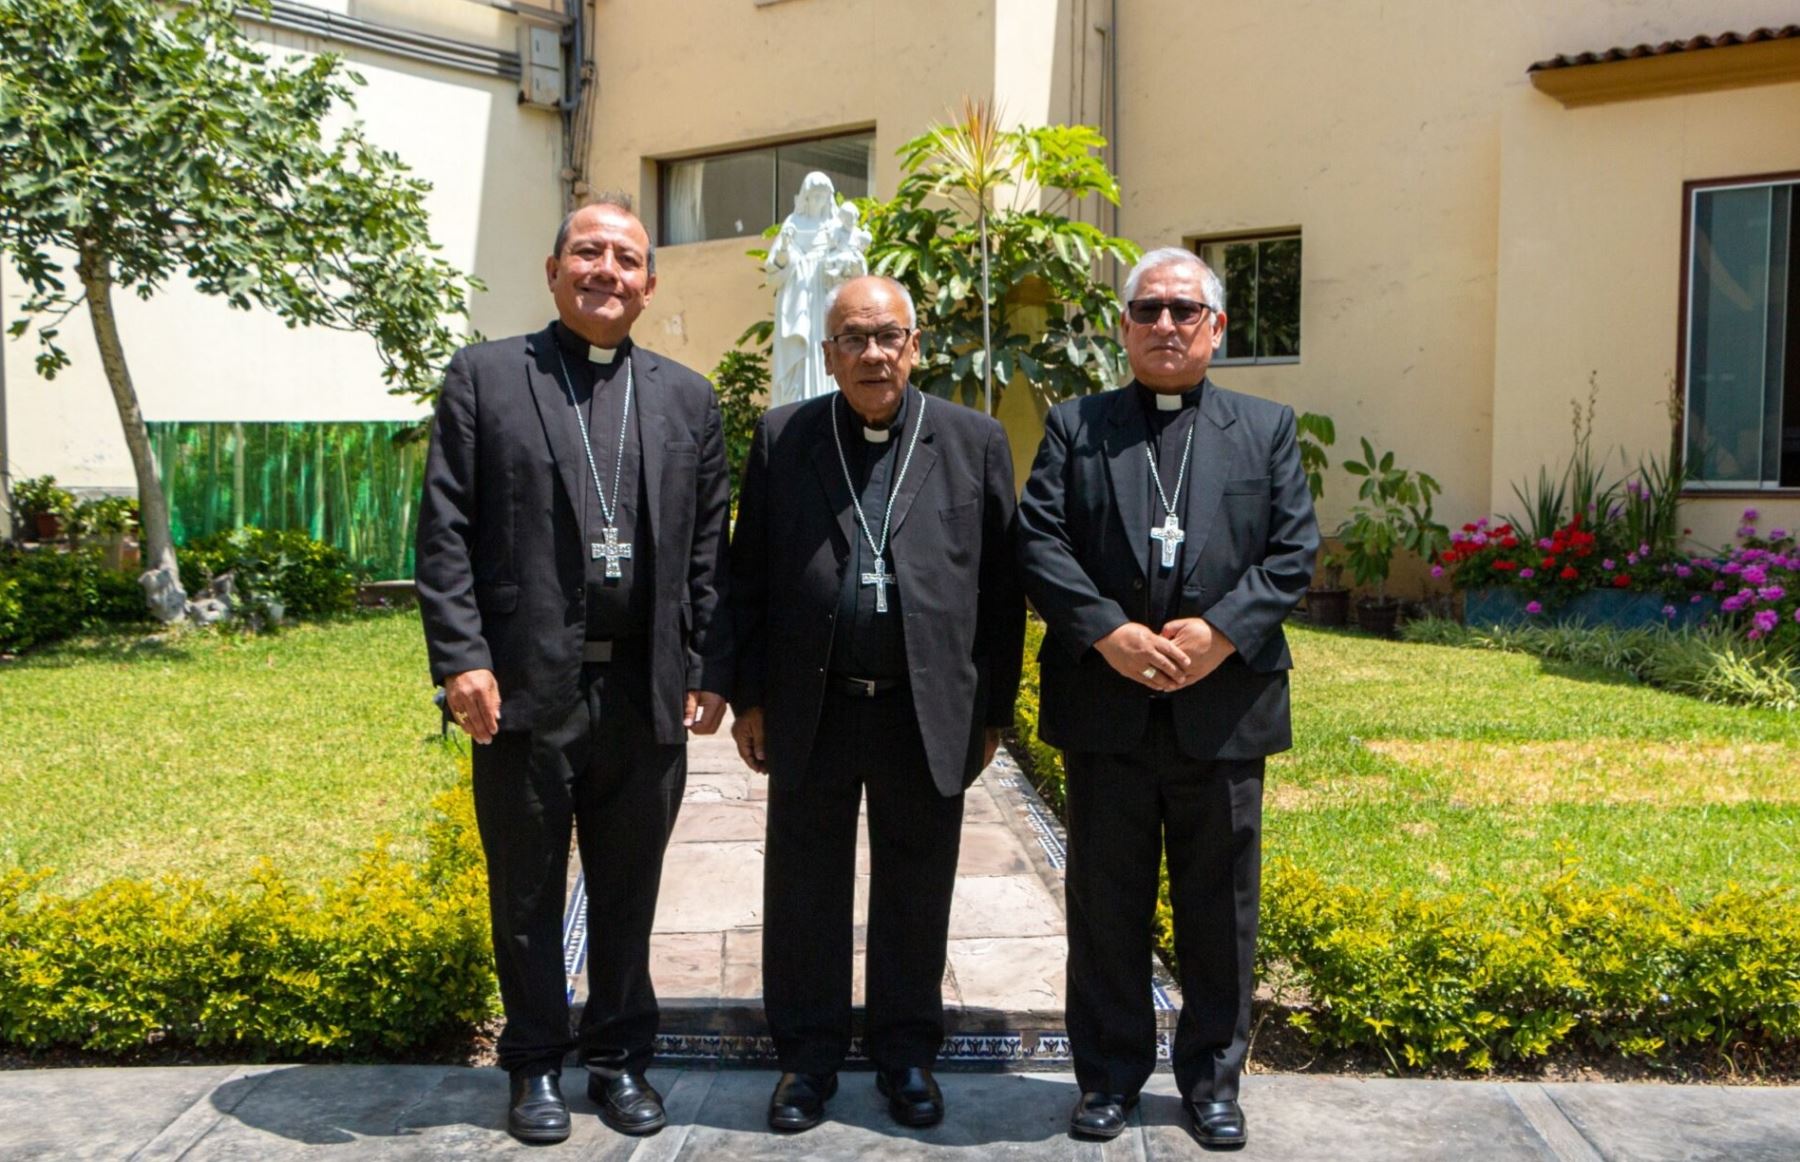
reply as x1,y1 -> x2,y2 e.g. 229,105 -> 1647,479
765,171 -> 870,408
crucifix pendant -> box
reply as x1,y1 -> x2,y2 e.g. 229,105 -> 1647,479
1150,512 -> 1185,570
861,554 -> 896,613
591,526 -> 633,580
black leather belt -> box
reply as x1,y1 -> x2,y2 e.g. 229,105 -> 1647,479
831,673 -> 903,698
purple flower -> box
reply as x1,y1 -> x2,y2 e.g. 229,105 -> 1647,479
1749,629 -> 1765,641
1602,559 -> 1616,570
1753,609 -> 1780,633
1691,594 -> 1706,604
1743,508 -> 1760,522
1723,561 -> 1743,575
1662,604 -> 1676,619
1525,601 -> 1543,615
1722,594 -> 1750,613
1639,543 -> 1650,556
1771,528 -> 1789,539
1713,580 -> 1728,591
1739,526 -> 1758,539
1519,568 -> 1536,579
1759,586 -> 1787,602
1675,565 -> 1692,578
1626,553 -> 1640,566
1430,564 -> 1445,578
1742,566 -> 1768,586
1538,538 -> 1553,550
1793,608 -> 1800,624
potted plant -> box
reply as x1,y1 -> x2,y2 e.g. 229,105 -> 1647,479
1337,439 -> 1448,637
73,494 -> 140,571
1305,550 -> 1351,627
11,475 -> 75,543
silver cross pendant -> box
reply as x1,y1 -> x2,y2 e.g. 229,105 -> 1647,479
861,555 -> 896,613
592,526 -> 633,580
1150,512 -> 1185,570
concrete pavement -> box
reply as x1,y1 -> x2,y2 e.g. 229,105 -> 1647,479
1,1063 -> 1794,1159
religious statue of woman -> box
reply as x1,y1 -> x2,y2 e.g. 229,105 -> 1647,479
764,171 -> 870,408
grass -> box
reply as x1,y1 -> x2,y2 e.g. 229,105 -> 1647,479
0,611 -> 464,895
1271,625 -> 1800,896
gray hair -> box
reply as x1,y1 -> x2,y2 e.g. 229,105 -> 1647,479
1123,247 -> 1223,311
552,191 -> 656,276
824,276 -> 917,329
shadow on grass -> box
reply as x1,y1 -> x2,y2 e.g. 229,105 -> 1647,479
1,627 -> 198,670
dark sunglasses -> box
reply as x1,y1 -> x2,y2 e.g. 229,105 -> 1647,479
1126,298 -> 1214,326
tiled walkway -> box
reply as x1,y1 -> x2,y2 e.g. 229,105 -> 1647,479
566,712 -> 1177,1067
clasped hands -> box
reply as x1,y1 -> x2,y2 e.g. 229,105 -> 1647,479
444,668 -> 725,745
1096,617 -> 1235,694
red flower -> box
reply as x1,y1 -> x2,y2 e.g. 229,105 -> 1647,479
1560,566 -> 1579,580
1612,574 -> 1631,588
1542,556 -> 1557,568
1494,560 -> 1517,571
1500,537 -> 1519,548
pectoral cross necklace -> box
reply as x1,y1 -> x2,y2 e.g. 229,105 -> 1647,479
830,392 -> 928,613
555,348 -> 634,579
1146,420 -> 1194,571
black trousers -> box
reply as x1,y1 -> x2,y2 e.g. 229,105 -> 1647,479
762,687 -> 964,1074
470,658 -> 686,1076
1063,703 -> 1264,1102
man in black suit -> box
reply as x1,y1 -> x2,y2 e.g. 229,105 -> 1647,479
1018,248 -> 1317,1149
416,196 -> 732,1144
730,275 -> 1024,1133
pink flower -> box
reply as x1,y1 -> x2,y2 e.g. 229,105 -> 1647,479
1691,594 -> 1705,603
1525,601 -> 1543,615
1519,568 -> 1536,579
1771,528 -> 1789,539
1743,508 -> 1760,522
1675,566 -> 1692,578
1430,564 -> 1444,578
1537,538 -> 1554,550
1743,566 -> 1768,586
1753,609 -> 1779,633
1602,559 -> 1616,570
1758,586 -> 1787,602
1662,605 -> 1676,618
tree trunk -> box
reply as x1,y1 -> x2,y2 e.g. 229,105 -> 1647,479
979,203 -> 993,416
77,246 -> 187,621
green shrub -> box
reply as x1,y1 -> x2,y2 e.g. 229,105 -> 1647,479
1263,859 -> 1800,1070
0,544 -> 148,652
1404,617 -> 1800,711
179,527 -> 359,620
0,787 -> 494,1057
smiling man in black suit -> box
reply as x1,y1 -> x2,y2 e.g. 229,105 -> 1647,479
415,195 -> 732,1144
1018,247 -> 1318,1150
729,274 -> 1024,1134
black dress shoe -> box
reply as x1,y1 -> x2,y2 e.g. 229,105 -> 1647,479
1187,1098 -> 1247,1149
587,1071 -> 667,1136
507,1069 -> 570,1144
1069,1091 -> 1137,1140
767,1071 -> 837,1132
875,1066 -> 944,1128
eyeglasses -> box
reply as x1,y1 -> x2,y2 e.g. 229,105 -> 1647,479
1126,298 -> 1215,327
826,327 -> 914,356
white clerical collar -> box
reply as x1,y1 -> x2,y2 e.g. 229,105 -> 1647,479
862,426 -> 891,443
1154,391 -> 1182,412
588,345 -> 617,365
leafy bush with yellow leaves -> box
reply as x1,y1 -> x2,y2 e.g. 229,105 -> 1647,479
0,787 -> 493,1056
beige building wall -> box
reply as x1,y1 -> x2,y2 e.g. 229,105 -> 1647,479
1116,0 -> 1800,544
0,0 -> 563,493
1493,78 -> 1800,548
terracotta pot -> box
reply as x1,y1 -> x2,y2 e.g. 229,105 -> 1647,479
1305,587 -> 1351,627
32,512 -> 63,542
1356,598 -> 1402,638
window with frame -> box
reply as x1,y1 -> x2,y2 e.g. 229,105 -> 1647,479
1685,177 -> 1800,489
1195,233 -> 1301,363
658,132 -> 874,246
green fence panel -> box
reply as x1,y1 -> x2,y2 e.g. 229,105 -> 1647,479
148,421 -> 424,580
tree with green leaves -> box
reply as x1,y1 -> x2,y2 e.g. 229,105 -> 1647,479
0,0 -> 473,618
745,100 -> 1139,414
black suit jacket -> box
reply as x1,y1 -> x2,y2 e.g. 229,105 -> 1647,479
730,386 -> 1025,797
1017,380 -> 1318,759
415,325 -> 732,743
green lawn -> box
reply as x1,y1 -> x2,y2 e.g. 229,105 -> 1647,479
0,611 -> 463,895
1274,625 -> 1800,896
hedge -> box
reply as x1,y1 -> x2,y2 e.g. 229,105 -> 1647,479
0,787 -> 494,1057
1010,617 -> 1800,1071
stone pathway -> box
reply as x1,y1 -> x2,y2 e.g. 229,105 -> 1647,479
4,1064 -> 1794,1159
564,712 -> 1174,1067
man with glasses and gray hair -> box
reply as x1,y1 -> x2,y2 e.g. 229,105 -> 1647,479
730,274 -> 1024,1134
1017,247 -> 1317,1149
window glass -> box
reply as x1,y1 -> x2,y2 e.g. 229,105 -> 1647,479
661,133 -> 873,246
1198,234 -> 1302,363
1686,183 -> 1798,487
